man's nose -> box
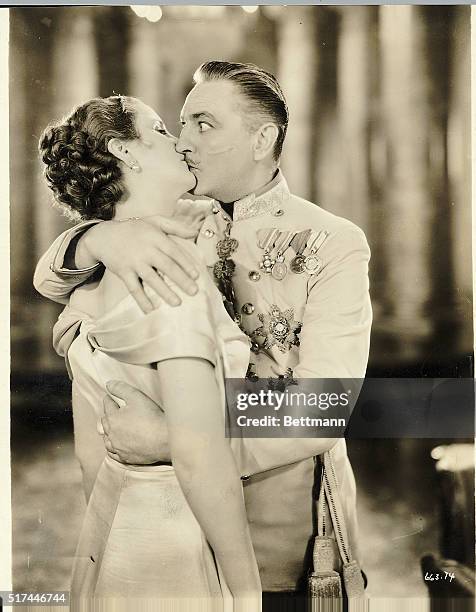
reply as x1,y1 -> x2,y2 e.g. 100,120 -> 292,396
175,127 -> 193,154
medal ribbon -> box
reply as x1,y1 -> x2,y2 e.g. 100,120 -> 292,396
303,230 -> 329,256
271,230 -> 297,258
291,229 -> 312,256
257,228 -> 281,253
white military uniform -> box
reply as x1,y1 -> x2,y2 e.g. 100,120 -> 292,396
34,171 -> 372,592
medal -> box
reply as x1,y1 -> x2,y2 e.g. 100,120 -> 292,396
213,219 -> 241,324
271,261 -> 287,281
290,230 -> 312,274
216,237 -> 238,258
251,304 -> 302,353
257,228 -> 280,274
261,253 -> 274,274
213,258 -> 236,280
304,254 -> 322,274
290,255 -> 305,274
302,230 -> 329,275
270,230 -> 296,281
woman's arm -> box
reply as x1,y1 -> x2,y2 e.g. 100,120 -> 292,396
156,356 -> 261,608
33,217 -> 200,310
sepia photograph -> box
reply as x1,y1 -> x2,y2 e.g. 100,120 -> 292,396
8,4 -> 474,610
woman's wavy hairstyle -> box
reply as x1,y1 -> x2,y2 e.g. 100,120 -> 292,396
39,96 -> 139,221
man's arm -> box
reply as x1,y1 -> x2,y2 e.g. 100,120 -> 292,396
101,382 -> 171,465
33,220 -> 103,305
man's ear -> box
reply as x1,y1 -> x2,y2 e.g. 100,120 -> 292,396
253,122 -> 279,161
107,138 -> 140,171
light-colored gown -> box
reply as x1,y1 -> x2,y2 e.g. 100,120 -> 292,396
54,239 -> 250,608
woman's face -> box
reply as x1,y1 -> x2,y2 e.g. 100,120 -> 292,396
126,100 -> 196,194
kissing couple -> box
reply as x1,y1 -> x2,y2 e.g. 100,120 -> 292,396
35,60 -> 371,610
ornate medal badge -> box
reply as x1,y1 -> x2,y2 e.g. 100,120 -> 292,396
251,304 -> 302,353
213,218 -> 240,324
257,228 -> 280,274
213,258 -> 236,280
260,253 -> 274,274
216,237 -> 238,259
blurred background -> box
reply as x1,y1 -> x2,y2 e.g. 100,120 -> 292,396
9,4 -> 474,603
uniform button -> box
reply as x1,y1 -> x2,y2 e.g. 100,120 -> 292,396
274,209 -> 285,217
248,270 -> 261,282
203,228 -> 215,238
241,302 -> 255,315
241,474 -> 251,481
251,342 -> 260,354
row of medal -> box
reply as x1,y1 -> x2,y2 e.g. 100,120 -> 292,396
257,228 -> 329,281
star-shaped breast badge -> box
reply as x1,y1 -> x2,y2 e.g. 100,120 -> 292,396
251,304 -> 302,353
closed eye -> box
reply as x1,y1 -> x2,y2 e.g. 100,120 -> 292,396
153,121 -> 170,135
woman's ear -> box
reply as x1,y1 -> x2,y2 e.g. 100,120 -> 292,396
107,137 -> 126,160
253,122 -> 279,161
108,138 -> 141,172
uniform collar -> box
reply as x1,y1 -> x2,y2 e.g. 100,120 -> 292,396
230,170 -> 290,222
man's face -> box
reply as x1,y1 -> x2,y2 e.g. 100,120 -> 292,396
177,80 -> 257,202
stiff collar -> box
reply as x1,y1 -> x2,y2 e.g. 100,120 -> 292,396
231,170 -> 290,222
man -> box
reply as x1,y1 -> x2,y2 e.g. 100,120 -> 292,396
34,61 -> 372,607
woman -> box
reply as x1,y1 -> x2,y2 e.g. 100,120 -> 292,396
38,95 -> 261,609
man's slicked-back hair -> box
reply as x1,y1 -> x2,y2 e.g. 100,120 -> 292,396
193,60 -> 289,161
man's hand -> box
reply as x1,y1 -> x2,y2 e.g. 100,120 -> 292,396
79,216 -> 201,312
100,380 -> 170,465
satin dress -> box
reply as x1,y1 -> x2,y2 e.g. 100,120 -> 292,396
57,240 -> 250,608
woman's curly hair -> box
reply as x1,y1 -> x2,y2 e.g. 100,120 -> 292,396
39,96 -> 139,220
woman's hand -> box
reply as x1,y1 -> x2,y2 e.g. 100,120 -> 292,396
79,216 -> 201,312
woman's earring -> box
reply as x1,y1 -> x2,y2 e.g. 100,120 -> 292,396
130,162 -> 141,173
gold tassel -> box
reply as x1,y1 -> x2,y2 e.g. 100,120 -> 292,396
342,560 -> 365,597
308,536 -> 343,605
